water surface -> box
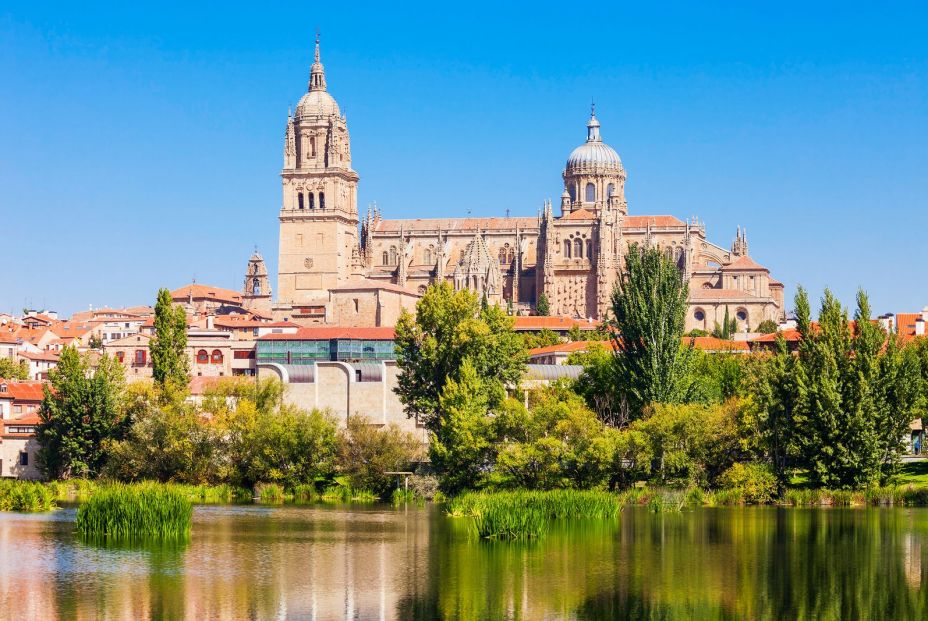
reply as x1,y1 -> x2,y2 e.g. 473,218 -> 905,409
1,504 -> 926,620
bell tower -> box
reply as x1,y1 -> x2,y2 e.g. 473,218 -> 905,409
277,35 -> 360,305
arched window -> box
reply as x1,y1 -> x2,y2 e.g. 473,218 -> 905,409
563,239 -> 572,258
568,185 -> 576,201
607,183 -> 615,198
252,278 -> 261,296
298,193 -> 304,210
389,247 -> 397,265
308,192 -> 315,209
211,349 -> 223,364
585,183 -> 596,202
310,136 -> 316,157
382,251 -> 389,265
586,240 -> 593,260
319,192 -> 325,209
196,349 -> 209,364
424,247 -> 433,265
574,238 -> 583,258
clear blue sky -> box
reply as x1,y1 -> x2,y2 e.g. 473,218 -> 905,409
2,2 -> 926,317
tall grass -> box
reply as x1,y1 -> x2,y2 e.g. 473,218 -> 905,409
447,490 -> 620,539
254,483 -> 286,503
75,483 -> 192,538
0,480 -> 56,512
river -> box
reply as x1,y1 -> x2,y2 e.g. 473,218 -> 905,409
0,504 -> 926,620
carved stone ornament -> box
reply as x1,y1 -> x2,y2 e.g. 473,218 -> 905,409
304,257 -> 314,268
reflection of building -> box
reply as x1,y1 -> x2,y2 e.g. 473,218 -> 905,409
274,38 -> 785,332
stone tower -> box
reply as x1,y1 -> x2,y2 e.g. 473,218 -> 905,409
277,35 -> 360,305
243,250 -> 272,312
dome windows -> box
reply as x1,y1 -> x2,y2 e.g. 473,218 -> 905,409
585,183 -> 596,202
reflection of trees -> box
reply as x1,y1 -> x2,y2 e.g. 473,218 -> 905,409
400,508 -> 928,621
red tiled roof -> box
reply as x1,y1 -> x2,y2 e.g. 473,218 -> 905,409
751,328 -> 803,343
375,217 -> 537,233
895,313 -> 926,337
562,208 -> 596,220
622,215 -> 687,228
50,321 -> 93,338
721,255 -> 768,271
0,330 -> 18,344
171,283 -> 243,304
12,327 -> 50,345
689,288 -> 760,300
0,381 -> 46,402
513,317 -> 602,331
685,336 -> 751,352
259,326 -> 397,341
18,351 -> 59,362
529,340 -> 616,356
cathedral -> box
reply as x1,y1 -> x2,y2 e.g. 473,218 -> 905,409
267,38 -> 785,332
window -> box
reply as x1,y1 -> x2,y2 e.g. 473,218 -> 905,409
298,193 -> 304,210
19,452 -> 28,466
568,185 -> 576,202
234,350 -> 255,359
134,350 -> 146,366
310,136 -> 316,157
308,192 -> 315,209
563,239 -> 572,258
13,404 -> 22,414
197,349 -> 209,364
382,251 -> 389,265
607,183 -> 615,198
585,183 -> 596,202
355,369 -> 362,382
736,309 -> 748,322
694,309 -> 706,322
252,278 -> 261,296
319,192 -> 325,209
389,247 -> 397,265
115,351 -> 124,363
574,238 -> 583,258
424,247 -> 433,265
586,240 -> 593,260
211,350 -> 223,364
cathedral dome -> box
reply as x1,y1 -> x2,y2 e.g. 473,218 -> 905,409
566,111 -> 623,170
296,90 -> 340,118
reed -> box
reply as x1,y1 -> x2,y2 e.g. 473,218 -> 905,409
0,480 -> 56,512
321,484 -> 377,503
254,483 -> 286,503
448,490 -> 620,539
290,484 -> 319,502
391,488 -> 424,506
75,483 -> 192,538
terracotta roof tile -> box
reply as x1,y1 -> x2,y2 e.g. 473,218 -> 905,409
622,215 -> 686,228
689,288 -> 760,301
171,283 -> 243,304
0,381 -> 46,402
375,217 -> 537,234
513,317 -> 602,331
721,255 -> 768,271
562,208 -> 596,220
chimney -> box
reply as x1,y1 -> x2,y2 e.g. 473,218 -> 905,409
206,315 -> 215,330
916,318 -> 925,337
921,306 -> 928,323
878,314 -> 892,332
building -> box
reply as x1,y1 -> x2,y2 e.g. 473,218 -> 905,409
0,380 -> 44,480
272,38 -> 785,332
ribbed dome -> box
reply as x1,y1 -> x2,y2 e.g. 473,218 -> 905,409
565,112 -> 623,170
296,90 -> 340,118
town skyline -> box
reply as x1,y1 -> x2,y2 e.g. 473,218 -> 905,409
3,2 -> 926,315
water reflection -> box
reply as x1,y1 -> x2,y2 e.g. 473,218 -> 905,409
0,505 -> 926,620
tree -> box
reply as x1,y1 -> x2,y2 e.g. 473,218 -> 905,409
535,293 -> 550,316
428,359 -> 496,493
568,343 -> 627,427
770,287 -> 925,488
88,334 -> 103,350
0,358 -> 29,380
608,244 -> 695,418
394,281 -> 526,431
756,319 -> 778,334
36,346 -> 127,479
337,415 -> 424,497
522,328 -> 561,350
150,288 -> 189,389
711,306 -> 738,340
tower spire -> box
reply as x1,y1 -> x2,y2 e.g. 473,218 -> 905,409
309,31 -> 327,92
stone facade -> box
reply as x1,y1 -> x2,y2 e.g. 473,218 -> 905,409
275,40 -> 785,332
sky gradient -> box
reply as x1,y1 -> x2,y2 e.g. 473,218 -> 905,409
2,2 -> 926,317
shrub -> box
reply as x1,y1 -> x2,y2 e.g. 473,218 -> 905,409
254,483 -> 285,503
75,483 -> 192,538
718,463 -> 777,504
337,415 -> 423,498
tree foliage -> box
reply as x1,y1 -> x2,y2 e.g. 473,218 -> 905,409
606,244 -> 695,418
711,306 -> 738,340
394,282 -> 526,430
338,415 -> 424,497
149,288 -> 189,389
756,319 -> 778,334
0,358 -> 29,380
36,346 -> 127,479
535,293 -> 550,317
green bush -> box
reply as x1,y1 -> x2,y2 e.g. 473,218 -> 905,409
718,463 -> 777,504
75,483 -> 192,538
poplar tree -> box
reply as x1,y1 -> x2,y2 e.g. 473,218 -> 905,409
150,288 -> 189,389
535,293 -> 550,317
609,244 -> 695,418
